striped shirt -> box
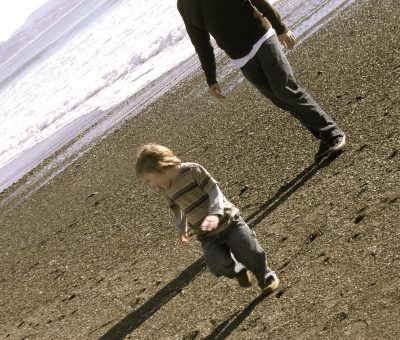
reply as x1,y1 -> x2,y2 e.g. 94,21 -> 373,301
164,162 -> 238,235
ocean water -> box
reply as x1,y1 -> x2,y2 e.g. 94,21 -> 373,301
0,0 -> 200,171
0,0 -> 360,195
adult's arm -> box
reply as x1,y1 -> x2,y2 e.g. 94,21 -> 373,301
177,1 -> 217,86
251,0 -> 288,35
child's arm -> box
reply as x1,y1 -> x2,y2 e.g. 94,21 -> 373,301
192,163 -> 225,232
170,203 -> 189,243
164,193 -> 189,243
201,184 -> 224,231
208,184 -> 224,216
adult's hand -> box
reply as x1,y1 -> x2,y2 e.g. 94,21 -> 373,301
209,83 -> 226,99
278,30 -> 296,51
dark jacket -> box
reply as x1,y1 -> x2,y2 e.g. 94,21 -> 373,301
177,0 -> 288,85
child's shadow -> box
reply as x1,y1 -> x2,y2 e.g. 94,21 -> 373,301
99,257 -> 206,339
204,290 -> 274,340
99,154 -> 340,339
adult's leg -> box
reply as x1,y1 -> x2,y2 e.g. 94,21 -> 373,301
240,55 -> 293,115
241,53 -> 320,138
241,36 -> 344,143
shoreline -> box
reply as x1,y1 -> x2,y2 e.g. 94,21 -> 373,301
1,0 -> 399,338
0,0 -> 359,209
0,51 -> 202,219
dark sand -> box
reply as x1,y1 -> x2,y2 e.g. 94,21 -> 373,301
1,0 -> 399,338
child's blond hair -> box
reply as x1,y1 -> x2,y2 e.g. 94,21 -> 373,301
135,144 -> 181,175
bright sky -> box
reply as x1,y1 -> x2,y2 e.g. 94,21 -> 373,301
0,0 -> 49,42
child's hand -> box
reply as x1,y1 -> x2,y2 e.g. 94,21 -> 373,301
178,231 -> 189,243
201,215 -> 220,231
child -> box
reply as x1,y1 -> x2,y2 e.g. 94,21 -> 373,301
135,144 -> 279,294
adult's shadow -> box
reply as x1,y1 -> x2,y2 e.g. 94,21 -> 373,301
245,153 -> 339,228
100,154 -> 339,339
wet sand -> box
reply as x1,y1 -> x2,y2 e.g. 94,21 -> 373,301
0,0 -> 399,338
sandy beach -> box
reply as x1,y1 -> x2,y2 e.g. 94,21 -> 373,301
1,0 -> 399,338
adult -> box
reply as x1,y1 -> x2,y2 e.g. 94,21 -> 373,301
177,0 -> 346,159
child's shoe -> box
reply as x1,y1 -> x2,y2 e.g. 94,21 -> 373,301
261,272 -> 280,295
236,268 -> 252,288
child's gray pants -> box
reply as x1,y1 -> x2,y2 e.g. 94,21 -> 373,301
240,35 -> 344,144
197,215 -> 271,288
